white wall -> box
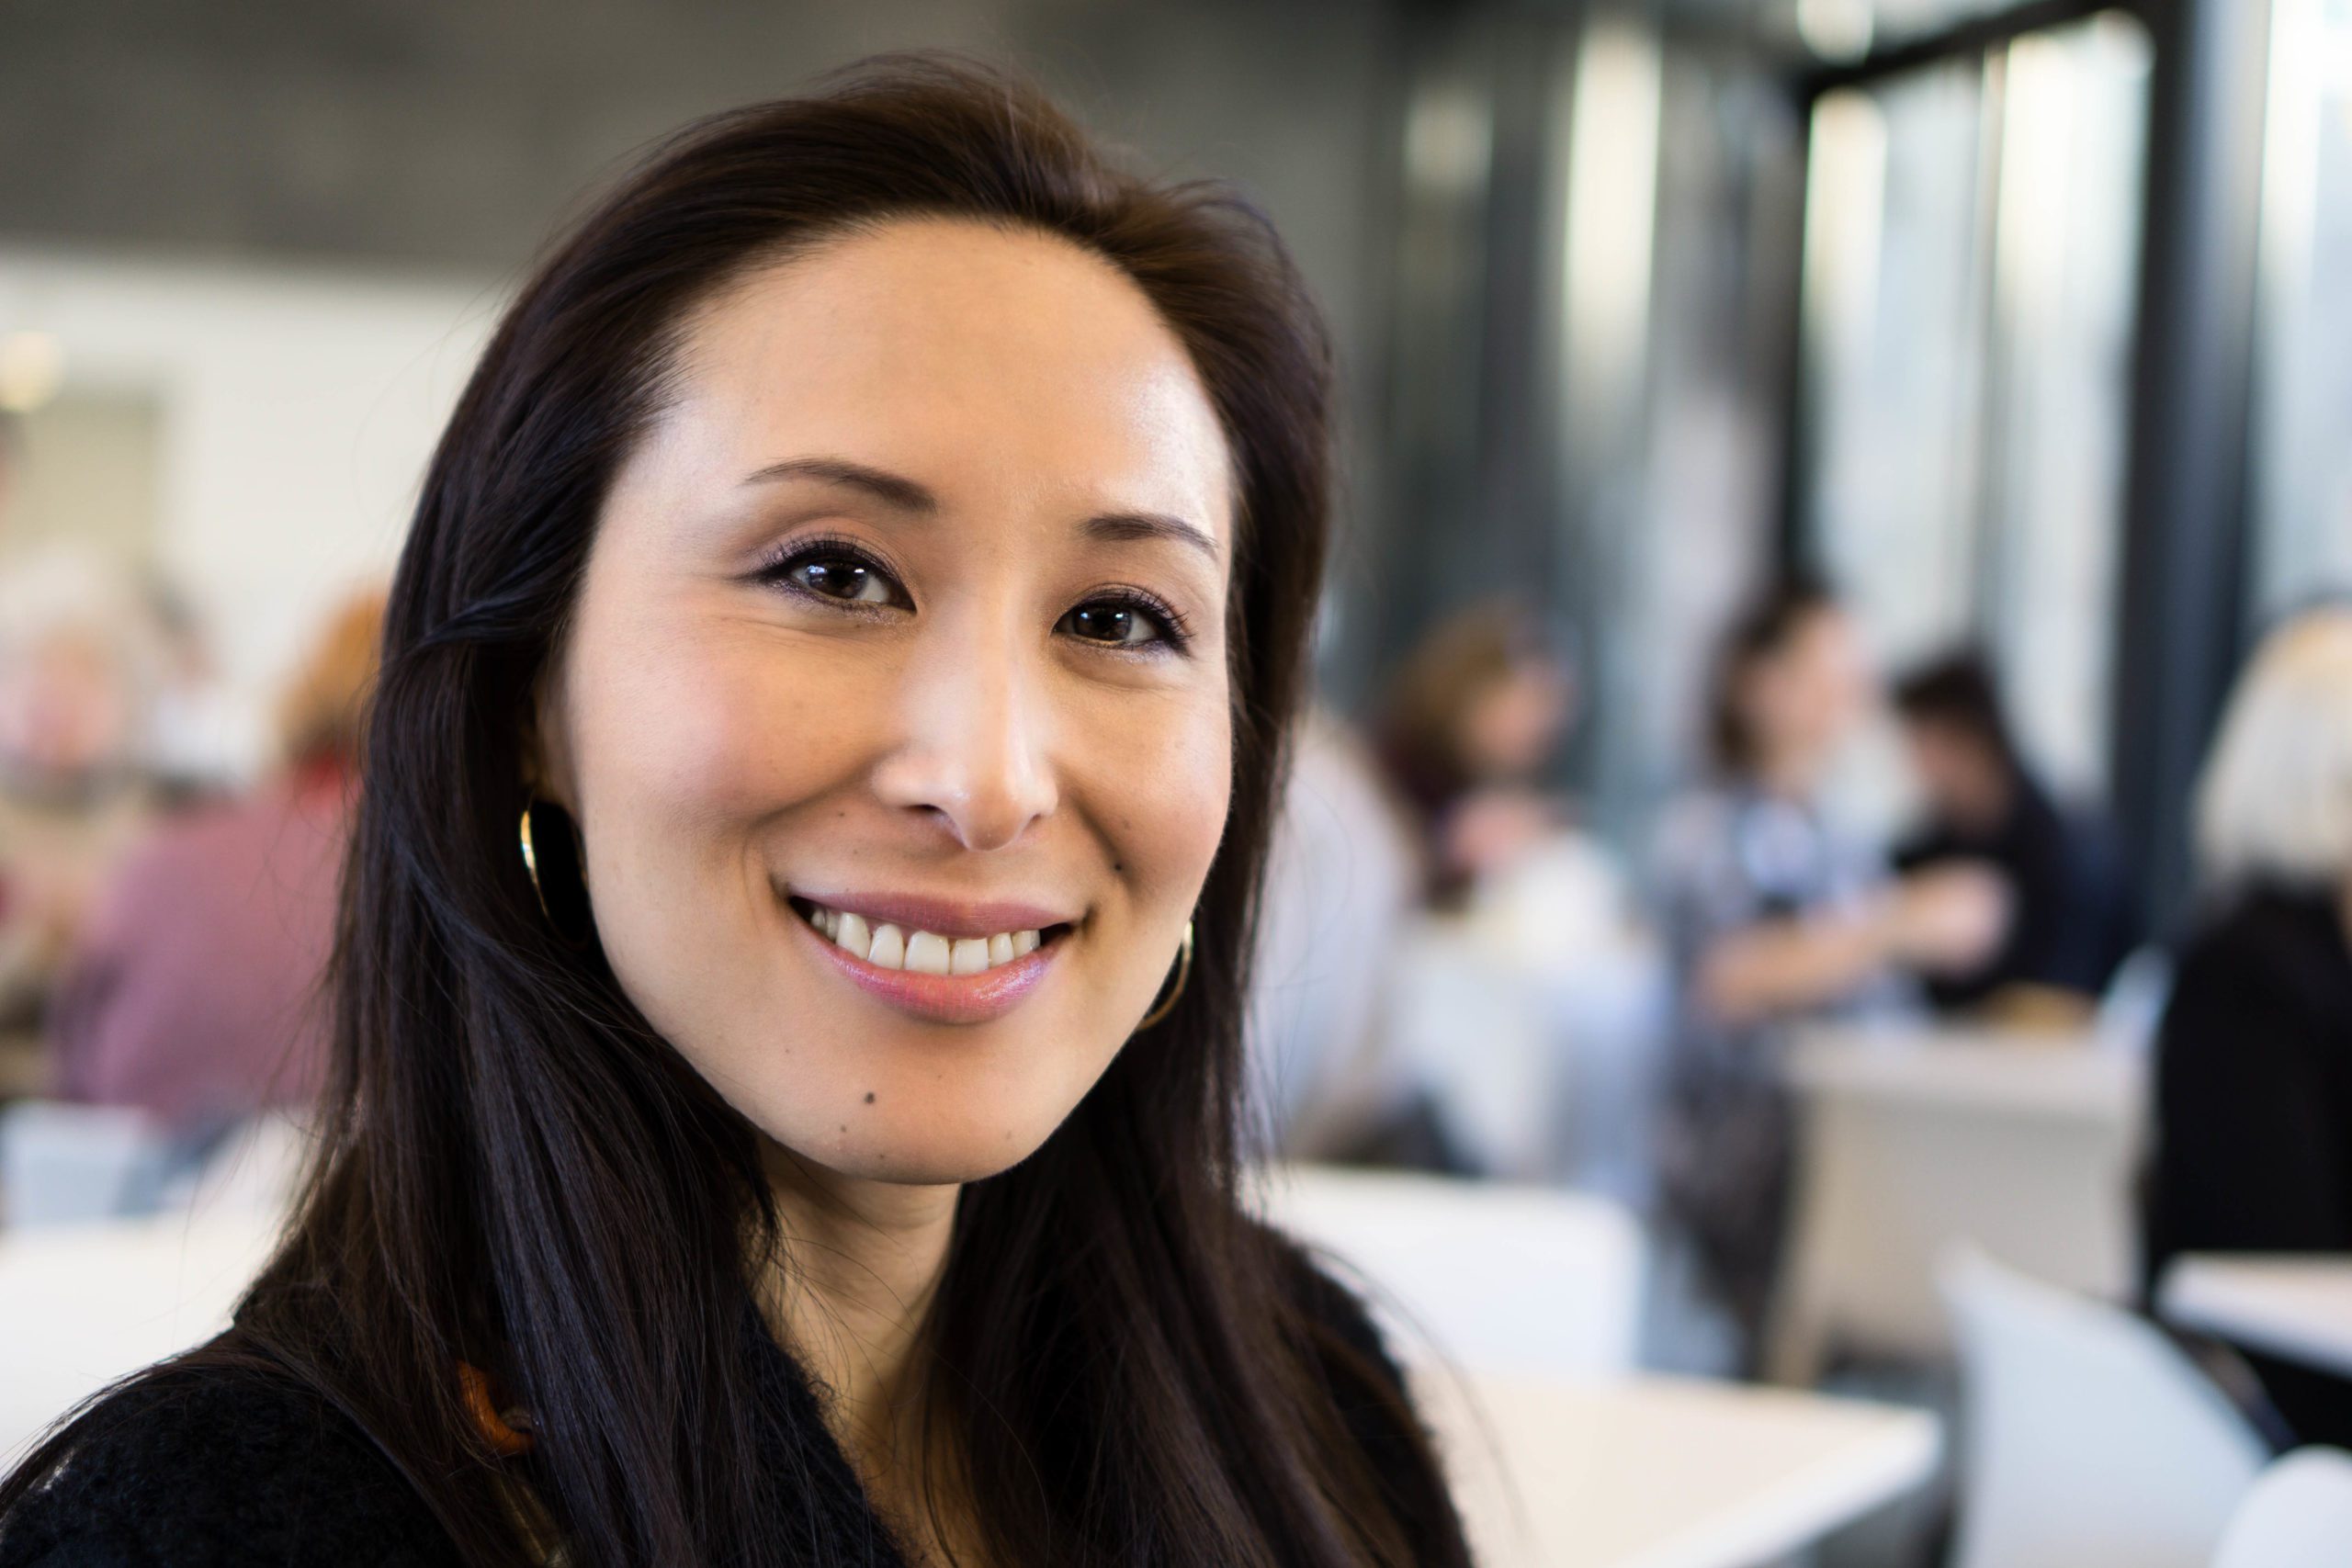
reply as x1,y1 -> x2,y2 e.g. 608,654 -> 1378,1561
0,248 -> 500,702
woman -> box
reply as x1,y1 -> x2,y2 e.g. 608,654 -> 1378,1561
0,61 -> 1470,1568
1654,578 -> 2000,1359
2143,606 -> 2352,1450
1375,599 -> 1577,907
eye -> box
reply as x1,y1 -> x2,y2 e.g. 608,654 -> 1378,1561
759,539 -> 909,609
1057,592 -> 1189,652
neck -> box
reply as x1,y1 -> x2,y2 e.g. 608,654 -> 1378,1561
1753,739 -> 1825,800
753,1145 -> 961,1465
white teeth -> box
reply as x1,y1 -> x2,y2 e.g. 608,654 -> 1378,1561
833,911 -> 871,961
802,902 -> 1052,973
904,931 -> 953,976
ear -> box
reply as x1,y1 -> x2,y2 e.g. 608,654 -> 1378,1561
524,656 -> 580,812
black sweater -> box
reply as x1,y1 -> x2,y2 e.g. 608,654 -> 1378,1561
0,1252 -> 1461,1567
2142,887 -> 2352,1449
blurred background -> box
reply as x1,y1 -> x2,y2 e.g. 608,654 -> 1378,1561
4,1 -> 2350,1564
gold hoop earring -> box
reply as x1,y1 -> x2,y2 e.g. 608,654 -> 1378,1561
518,804 -> 552,920
1136,919 -> 1194,1032
518,797 -> 593,946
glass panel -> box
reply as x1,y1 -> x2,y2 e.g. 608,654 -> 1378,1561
1803,60 -> 1992,669
1977,15 -> 2150,792
1793,0 -> 2050,61
1800,12 -> 2149,795
2251,0 -> 2352,615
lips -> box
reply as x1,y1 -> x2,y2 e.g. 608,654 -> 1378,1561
784,889 -> 1073,1025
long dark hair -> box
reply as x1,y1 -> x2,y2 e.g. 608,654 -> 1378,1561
3,57 -> 1466,1568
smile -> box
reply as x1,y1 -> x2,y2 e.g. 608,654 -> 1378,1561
785,893 -> 1074,1024
797,900 -> 1049,973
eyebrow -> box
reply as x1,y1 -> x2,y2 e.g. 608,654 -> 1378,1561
740,456 -> 1221,561
1082,511 -> 1221,562
741,457 -> 936,513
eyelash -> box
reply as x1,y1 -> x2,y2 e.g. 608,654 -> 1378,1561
751,535 -> 1195,655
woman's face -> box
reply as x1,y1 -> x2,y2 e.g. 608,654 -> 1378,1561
1744,607 -> 1871,774
1461,660 -> 1573,781
538,219 -> 1236,1188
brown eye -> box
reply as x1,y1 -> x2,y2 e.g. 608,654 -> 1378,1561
1064,604 -> 1145,645
794,558 -> 892,604
1059,599 -> 1176,649
761,543 -> 909,609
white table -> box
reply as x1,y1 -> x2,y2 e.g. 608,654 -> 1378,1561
0,1209 -> 278,1463
1419,1369 -> 1940,1568
1773,1024 -> 2145,1379
2159,1255 -> 2352,1378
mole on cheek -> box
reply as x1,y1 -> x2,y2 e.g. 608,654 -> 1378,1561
863,1091 -> 876,1104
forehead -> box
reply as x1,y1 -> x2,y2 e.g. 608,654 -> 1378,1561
656,218 -> 1234,540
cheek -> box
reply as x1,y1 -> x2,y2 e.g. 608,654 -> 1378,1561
571,615 -> 867,844
1091,686 -> 1233,907
558,611 -> 882,1016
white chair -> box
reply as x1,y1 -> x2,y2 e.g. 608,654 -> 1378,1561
1248,1163 -> 1645,1376
2211,1448 -> 2352,1568
1942,1249 -> 2267,1568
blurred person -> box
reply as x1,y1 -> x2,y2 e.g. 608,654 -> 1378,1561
1891,650 -> 2137,1023
1374,597 -> 1577,906
139,572 -> 268,803
1655,577 -> 2005,1359
0,62 -> 1470,1568
43,588 -> 384,1127
1365,600 -> 1666,1185
0,550 -> 160,1032
2142,605 -> 2352,1449
1247,706 -> 1423,1156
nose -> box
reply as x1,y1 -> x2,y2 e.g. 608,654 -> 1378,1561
870,620 -> 1059,852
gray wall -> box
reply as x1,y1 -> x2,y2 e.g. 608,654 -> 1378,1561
0,0 -> 1400,378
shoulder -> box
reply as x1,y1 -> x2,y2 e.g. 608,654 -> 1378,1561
1262,1226 -> 1400,1380
1254,1224 -> 1430,1450
2174,892 -> 2349,1010
2161,891 -> 2352,1071
0,1361 -> 460,1568
1649,789 -> 1750,904
1254,1227 -> 1476,1567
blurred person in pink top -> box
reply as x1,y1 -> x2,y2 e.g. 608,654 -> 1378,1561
46,589 -> 384,1126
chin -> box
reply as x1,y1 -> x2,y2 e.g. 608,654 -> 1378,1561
827,1145 -> 1027,1188
774,1101 -> 1071,1189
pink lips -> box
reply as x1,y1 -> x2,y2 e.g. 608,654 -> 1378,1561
786,889 -> 1074,1025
